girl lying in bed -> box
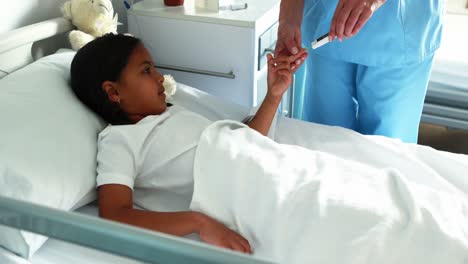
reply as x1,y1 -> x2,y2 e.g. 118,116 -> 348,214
71,34 -> 468,264
71,33 -> 307,254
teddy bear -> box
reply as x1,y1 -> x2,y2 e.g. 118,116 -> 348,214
62,0 -> 120,50
61,0 -> 177,96
163,74 -> 177,99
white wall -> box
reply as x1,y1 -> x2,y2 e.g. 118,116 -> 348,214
0,0 -> 130,34
2,0 -> 464,35
447,0 -> 468,14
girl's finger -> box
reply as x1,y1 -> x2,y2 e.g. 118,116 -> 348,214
268,54 -> 289,69
273,56 -> 290,64
271,49 -> 306,66
292,65 -> 300,74
241,240 -> 252,254
230,240 -> 246,253
288,49 -> 307,66
267,53 -> 274,64
289,54 -> 307,72
234,237 -> 250,253
234,234 -> 252,253
272,61 -> 291,72
277,69 -> 292,76
289,49 -> 307,62
267,53 -> 276,71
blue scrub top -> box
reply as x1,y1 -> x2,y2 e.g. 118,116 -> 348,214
302,0 -> 445,67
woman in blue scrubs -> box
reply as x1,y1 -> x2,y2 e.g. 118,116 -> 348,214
276,0 -> 445,143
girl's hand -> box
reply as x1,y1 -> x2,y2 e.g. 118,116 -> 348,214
198,214 -> 252,254
267,49 -> 307,99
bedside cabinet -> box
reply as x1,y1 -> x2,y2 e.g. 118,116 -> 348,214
127,0 -> 294,117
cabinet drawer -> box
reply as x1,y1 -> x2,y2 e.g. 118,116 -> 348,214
157,67 -> 253,108
129,15 -> 257,107
131,15 -> 254,80
258,22 -> 279,70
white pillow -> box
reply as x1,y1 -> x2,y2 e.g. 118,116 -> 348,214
169,83 -> 249,122
169,84 -> 277,138
0,50 -> 106,258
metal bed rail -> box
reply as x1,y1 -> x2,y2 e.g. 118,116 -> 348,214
422,81 -> 468,130
0,196 -> 275,264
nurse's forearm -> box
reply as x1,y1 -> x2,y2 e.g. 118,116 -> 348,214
279,0 -> 305,26
247,93 -> 282,136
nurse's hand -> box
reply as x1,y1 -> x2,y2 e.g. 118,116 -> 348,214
198,214 -> 252,254
329,0 -> 386,42
275,23 -> 307,68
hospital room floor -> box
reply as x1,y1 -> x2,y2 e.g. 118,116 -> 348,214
418,123 -> 468,155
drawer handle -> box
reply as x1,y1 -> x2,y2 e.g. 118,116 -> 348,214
155,63 -> 236,79
264,48 -> 275,53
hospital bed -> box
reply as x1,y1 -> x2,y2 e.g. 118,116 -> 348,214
1,15 -> 468,264
0,17 -> 272,264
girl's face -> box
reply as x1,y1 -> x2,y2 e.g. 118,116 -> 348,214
103,44 -> 167,123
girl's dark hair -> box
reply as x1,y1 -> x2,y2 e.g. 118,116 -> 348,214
71,33 -> 141,125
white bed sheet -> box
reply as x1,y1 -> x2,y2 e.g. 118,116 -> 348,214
191,119 -> 468,264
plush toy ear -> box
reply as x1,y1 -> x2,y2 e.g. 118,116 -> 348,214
62,1 -> 72,20
113,13 -> 119,24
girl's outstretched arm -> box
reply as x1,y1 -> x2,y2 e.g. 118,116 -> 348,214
247,49 -> 307,136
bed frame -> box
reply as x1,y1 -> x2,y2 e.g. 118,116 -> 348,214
0,17 -> 72,79
0,14 -> 466,264
422,82 -> 468,131
0,17 -> 274,264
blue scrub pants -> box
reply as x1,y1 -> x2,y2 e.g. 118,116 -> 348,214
302,54 -> 435,143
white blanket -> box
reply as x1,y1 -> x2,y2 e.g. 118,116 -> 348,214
190,120 -> 468,264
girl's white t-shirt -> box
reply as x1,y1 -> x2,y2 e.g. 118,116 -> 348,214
96,105 -> 212,212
